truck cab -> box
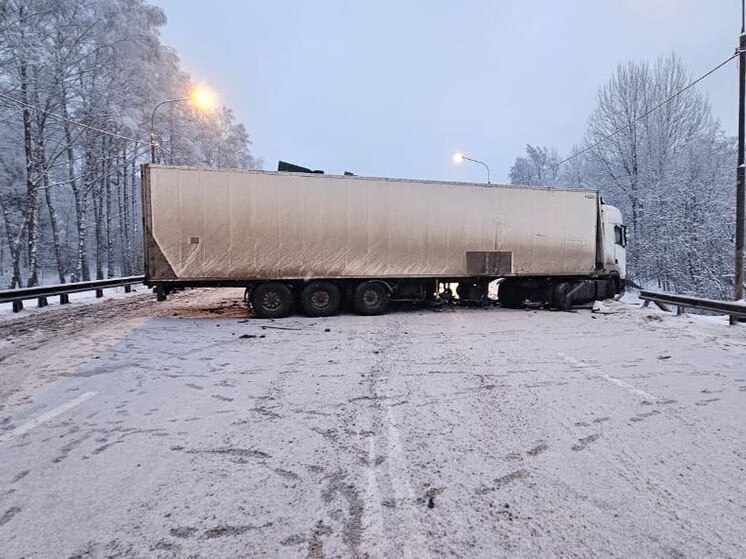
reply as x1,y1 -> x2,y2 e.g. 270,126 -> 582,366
600,203 -> 627,288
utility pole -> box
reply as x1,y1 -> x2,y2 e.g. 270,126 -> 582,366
735,0 -> 746,321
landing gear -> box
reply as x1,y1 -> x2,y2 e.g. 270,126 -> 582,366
155,285 -> 168,302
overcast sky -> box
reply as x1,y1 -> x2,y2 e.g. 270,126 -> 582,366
153,0 -> 740,183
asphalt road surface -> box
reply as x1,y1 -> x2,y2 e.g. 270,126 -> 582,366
1,289 -> 745,558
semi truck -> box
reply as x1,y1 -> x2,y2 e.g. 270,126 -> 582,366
142,164 -> 627,317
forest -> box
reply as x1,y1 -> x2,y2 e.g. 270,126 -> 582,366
0,0 -> 255,288
509,54 -> 738,299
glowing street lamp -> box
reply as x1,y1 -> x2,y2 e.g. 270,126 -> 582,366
453,152 -> 491,184
190,85 -> 217,113
150,85 -> 217,163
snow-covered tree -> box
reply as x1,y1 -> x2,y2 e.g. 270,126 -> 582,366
0,0 -> 257,287
509,145 -> 561,186
506,53 -> 737,299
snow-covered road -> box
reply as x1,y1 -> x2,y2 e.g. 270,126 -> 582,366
0,290 -> 745,558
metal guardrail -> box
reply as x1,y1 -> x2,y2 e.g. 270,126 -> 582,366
639,290 -> 746,325
0,275 -> 145,313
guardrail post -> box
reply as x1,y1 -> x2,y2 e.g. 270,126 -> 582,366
95,289 -> 104,298
124,285 -> 132,293
12,300 -> 23,312
37,296 -> 48,308
676,305 -> 685,316
60,294 -> 69,305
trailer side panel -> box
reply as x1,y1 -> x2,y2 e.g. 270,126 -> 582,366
143,165 -> 599,282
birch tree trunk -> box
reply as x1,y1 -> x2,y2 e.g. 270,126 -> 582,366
93,141 -> 105,280
42,149 -> 66,283
105,148 -> 115,277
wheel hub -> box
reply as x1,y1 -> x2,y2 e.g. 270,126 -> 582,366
311,290 -> 330,309
362,289 -> 380,306
262,291 -> 282,310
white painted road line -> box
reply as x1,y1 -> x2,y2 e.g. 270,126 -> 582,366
558,353 -> 661,402
0,391 -> 97,445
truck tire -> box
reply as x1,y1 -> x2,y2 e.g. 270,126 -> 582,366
605,279 -> 616,299
498,282 -> 524,308
301,281 -> 341,317
353,281 -> 390,315
551,282 -> 573,310
457,282 -> 486,305
251,282 -> 293,318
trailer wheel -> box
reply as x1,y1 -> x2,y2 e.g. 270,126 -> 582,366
251,282 -> 293,318
353,281 -> 390,315
301,281 -> 341,317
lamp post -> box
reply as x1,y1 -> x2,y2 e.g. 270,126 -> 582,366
735,0 -> 746,314
149,86 -> 217,163
453,152 -> 491,184
150,98 -> 188,163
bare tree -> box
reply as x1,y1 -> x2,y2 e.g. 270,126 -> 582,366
507,53 -> 736,298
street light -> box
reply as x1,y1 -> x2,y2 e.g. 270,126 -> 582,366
735,0 -> 746,315
453,152 -> 491,184
150,85 -> 217,163
191,85 -> 216,112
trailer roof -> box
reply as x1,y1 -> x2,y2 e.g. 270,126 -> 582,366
143,164 -> 599,195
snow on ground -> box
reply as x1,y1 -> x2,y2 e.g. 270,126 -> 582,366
620,288 -> 643,305
0,289 -> 744,558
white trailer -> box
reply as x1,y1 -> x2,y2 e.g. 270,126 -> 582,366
142,165 -> 626,316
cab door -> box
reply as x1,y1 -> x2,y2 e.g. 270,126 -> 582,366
600,204 -> 626,279
613,224 -> 627,279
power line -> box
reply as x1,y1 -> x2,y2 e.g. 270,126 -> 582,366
0,91 -> 148,145
516,52 -> 740,185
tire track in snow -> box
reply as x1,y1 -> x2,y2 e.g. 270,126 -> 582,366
365,318 -> 431,559
383,403 -> 431,559
362,434 -> 386,555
